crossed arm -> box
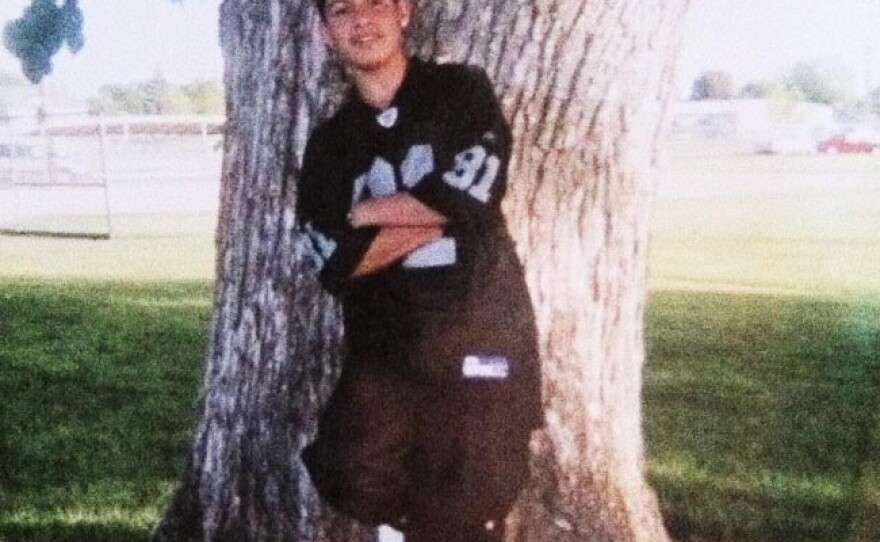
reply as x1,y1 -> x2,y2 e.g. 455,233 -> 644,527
348,193 -> 448,277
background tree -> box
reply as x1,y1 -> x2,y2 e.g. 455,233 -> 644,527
739,79 -> 776,99
151,0 -> 690,541
87,75 -> 224,115
2,0 -> 83,84
179,80 -> 225,115
854,86 -> 880,119
784,60 -> 852,105
691,70 -> 735,100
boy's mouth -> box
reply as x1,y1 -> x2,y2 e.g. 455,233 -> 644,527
352,32 -> 382,47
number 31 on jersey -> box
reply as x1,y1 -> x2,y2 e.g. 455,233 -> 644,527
443,132 -> 501,203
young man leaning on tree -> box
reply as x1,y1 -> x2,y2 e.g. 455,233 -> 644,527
298,0 -> 543,540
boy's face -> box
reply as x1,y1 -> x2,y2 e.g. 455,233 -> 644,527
320,0 -> 410,72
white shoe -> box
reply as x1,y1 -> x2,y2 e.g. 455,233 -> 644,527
378,524 -> 405,542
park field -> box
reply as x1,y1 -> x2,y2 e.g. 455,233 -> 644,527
652,143 -> 880,298
1,145 -> 879,541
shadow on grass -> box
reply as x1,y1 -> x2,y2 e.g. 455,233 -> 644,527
645,290 -> 880,542
0,521 -> 149,542
0,279 -> 211,539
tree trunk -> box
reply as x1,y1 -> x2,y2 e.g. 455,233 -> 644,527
153,1 -> 690,541
152,1 -> 371,541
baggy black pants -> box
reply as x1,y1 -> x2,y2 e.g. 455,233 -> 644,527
301,362 -> 532,540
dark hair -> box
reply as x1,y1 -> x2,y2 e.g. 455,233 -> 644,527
314,0 -> 404,21
314,0 -> 327,20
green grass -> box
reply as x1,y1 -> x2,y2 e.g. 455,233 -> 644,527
1,282 -> 877,541
849,402 -> 880,542
645,291 -> 880,542
0,280 -> 212,542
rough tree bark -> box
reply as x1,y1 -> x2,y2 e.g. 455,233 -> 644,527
153,1 -> 690,541
152,2 -> 370,541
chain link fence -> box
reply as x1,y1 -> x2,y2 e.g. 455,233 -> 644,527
0,111 -> 224,239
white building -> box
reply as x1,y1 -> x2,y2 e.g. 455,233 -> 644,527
671,99 -> 835,145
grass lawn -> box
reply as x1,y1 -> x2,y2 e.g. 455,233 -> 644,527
645,292 -> 880,541
1,281 -> 877,541
1,145 -> 879,540
0,280 -> 211,542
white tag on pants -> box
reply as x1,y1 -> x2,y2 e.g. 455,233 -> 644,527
462,354 -> 510,380
378,525 -> 404,542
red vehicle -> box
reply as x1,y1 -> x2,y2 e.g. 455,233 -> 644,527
816,129 -> 879,154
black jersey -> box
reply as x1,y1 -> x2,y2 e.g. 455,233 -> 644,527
299,58 -> 541,429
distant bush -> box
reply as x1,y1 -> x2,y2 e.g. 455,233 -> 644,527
691,70 -> 735,100
783,61 -> 852,105
87,74 -> 224,115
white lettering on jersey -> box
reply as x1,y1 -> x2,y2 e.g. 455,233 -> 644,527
351,146 -> 435,202
376,107 -> 399,128
443,145 -> 487,190
367,157 -> 397,197
467,155 -> 500,203
352,157 -> 396,204
442,137 -> 501,203
303,223 -> 337,268
400,144 -> 434,188
402,237 -> 457,268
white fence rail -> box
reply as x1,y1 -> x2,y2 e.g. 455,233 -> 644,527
0,112 -> 223,239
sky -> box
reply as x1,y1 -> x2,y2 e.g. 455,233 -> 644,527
678,0 -> 880,97
1,0 -> 879,101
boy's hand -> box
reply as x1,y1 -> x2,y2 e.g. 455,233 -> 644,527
351,225 -> 443,278
349,193 -> 447,228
